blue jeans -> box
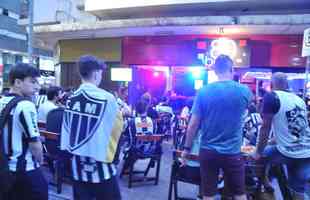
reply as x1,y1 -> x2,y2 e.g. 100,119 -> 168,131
263,145 -> 310,194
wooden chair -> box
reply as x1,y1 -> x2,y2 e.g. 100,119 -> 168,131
38,121 -> 46,130
168,150 -> 201,200
120,134 -> 165,188
40,130 -> 65,194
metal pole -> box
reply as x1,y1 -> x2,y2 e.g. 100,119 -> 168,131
27,0 -> 34,64
256,78 -> 259,102
303,57 -> 310,100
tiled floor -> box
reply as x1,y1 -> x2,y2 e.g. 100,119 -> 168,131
47,141 -> 283,200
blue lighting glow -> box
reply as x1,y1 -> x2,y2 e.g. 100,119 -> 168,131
189,67 -> 203,79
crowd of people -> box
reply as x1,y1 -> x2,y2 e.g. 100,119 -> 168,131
0,54 -> 309,200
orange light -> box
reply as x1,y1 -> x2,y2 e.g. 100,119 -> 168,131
239,40 -> 247,47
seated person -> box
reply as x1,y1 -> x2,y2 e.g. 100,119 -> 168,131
156,98 -> 174,135
177,99 -> 194,136
122,100 -> 159,170
38,86 -> 63,123
45,104 -> 72,181
180,99 -> 193,120
141,93 -> 159,120
46,107 -> 64,134
242,105 -> 275,192
34,88 -> 48,109
243,104 -> 263,146
117,86 -> 132,117
254,73 -> 310,199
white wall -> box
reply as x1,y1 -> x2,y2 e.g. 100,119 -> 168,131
33,0 -> 58,24
33,0 -> 96,24
85,0 -> 241,11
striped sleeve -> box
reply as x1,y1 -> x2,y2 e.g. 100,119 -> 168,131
17,101 -> 40,139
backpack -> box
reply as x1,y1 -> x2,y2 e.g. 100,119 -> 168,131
0,96 -> 29,196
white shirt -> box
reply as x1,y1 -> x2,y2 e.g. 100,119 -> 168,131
180,106 -> 190,119
273,90 -> 310,158
38,100 -> 58,123
156,105 -> 173,116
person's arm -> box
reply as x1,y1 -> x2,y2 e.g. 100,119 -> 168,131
18,101 -> 43,163
29,141 -> 44,164
253,92 -> 280,159
255,113 -> 274,156
181,91 -> 202,164
184,114 -> 201,150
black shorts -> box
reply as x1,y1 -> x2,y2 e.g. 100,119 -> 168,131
178,165 -> 201,184
8,168 -> 48,200
73,176 -> 121,200
199,148 -> 245,197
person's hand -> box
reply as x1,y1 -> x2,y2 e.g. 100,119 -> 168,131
180,150 -> 189,166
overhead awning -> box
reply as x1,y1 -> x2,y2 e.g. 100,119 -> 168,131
85,0 -> 310,19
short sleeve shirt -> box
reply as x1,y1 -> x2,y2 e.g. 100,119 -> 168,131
192,81 -> 252,154
0,95 -> 40,171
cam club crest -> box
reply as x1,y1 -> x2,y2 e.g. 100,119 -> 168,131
63,90 -> 107,151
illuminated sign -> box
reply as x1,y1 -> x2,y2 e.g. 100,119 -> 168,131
196,38 -> 250,68
210,38 -> 237,60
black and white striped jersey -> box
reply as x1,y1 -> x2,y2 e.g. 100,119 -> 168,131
34,95 -> 48,109
0,95 -> 41,172
132,116 -> 154,135
71,155 -> 117,183
128,116 -> 157,154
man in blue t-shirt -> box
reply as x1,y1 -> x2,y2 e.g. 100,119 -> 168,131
181,55 -> 252,200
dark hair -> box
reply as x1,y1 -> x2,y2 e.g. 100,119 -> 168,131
119,86 -> 128,95
141,94 -> 151,105
9,63 -> 40,85
248,103 -> 257,114
214,55 -> 233,74
47,86 -> 62,101
59,91 -> 72,105
135,100 -> 148,115
2,88 -> 10,94
39,88 -> 47,95
77,55 -> 106,79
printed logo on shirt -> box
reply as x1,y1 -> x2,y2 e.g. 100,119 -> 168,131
286,105 -> 310,143
81,159 -> 97,173
64,91 -> 107,151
